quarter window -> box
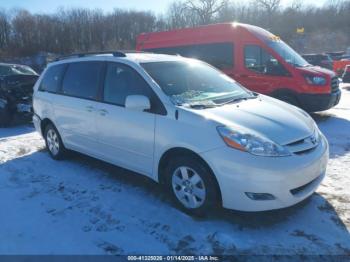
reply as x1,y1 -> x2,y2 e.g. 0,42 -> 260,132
244,45 -> 289,76
62,62 -> 103,99
145,43 -> 234,70
39,64 -> 66,93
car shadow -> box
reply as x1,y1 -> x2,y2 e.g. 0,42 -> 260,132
0,123 -> 35,139
341,84 -> 350,91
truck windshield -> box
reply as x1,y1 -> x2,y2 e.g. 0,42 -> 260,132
141,60 -> 252,106
267,40 -> 309,67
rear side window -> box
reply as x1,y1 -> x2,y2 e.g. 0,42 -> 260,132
62,62 -> 103,100
39,64 -> 66,93
146,43 -> 234,70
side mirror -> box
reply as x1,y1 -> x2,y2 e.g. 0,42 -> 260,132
125,95 -> 151,111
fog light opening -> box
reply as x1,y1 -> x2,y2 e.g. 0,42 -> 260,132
245,192 -> 276,201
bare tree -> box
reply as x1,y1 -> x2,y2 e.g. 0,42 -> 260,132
166,1 -> 199,28
256,0 -> 281,13
0,10 -> 10,52
184,0 -> 227,25
0,0 -> 349,59
255,0 -> 281,28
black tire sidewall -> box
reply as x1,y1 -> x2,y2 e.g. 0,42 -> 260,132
164,156 -> 219,216
44,124 -> 65,160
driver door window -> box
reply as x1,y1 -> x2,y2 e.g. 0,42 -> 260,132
103,62 -> 166,115
244,45 -> 289,76
103,63 -> 151,106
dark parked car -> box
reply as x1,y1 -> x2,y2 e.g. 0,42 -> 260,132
302,54 -> 334,70
340,55 -> 350,61
326,51 -> 345,61
343,65 -> 350,83
0,63 -> 39,127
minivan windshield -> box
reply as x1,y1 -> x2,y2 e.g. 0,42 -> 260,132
142,60 -> 252,106
267,40 -> 309,67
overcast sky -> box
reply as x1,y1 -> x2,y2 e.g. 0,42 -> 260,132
1,0 -> 328,14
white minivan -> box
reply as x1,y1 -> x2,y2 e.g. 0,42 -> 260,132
33,51 -> 329,215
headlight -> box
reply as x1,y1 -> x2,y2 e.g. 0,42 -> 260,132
304,75 -> 326,85
217,126 -> 291,157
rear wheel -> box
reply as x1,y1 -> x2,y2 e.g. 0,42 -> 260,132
164,156 -> 219,216
44,124 -> 67,160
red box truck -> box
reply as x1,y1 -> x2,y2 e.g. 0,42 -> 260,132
136,23 -> 341,112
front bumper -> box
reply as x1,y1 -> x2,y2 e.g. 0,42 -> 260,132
16,103 -> 32,113
200,134 -> 329,211
297,89 -> 341,112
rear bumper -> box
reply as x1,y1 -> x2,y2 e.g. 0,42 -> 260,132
32,114 -> 42,136
297,89 -> 341,112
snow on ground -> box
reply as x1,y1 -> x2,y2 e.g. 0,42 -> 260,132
0,86 -> 350,256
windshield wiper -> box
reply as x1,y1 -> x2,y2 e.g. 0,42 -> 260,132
217,94 -> 258,106
188,104 -> 217,109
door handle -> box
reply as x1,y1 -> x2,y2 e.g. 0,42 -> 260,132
86,106 -> 95,112
99,109 -> 108,116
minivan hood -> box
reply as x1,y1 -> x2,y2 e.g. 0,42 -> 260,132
188,95 -> 315,145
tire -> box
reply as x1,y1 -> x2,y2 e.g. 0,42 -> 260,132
164,156 -> 220,216
44,123 -> 67,160
0,105 -> 13,127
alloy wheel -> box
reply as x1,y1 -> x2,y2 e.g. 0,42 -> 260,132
46,129 -> 60,156
171,166 -> 206,209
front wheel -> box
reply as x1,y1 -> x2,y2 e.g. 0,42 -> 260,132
164,156 -> 220,216
44,124 -> 67,160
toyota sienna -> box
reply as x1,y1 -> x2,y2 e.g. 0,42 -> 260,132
33,51 -> 329,215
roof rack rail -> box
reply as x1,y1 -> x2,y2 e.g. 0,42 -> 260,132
55,51 -> 127,61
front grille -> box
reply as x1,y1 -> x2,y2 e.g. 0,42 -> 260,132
331,77 -> 339,93
293,147 -> 316,155
284,132 -> 319,155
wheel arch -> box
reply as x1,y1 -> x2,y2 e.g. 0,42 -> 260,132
157,147 -> 222,205
270,88 -> 300,106
40,118 -> 55,136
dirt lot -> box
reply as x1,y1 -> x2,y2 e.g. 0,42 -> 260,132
0,85 -> 349,256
